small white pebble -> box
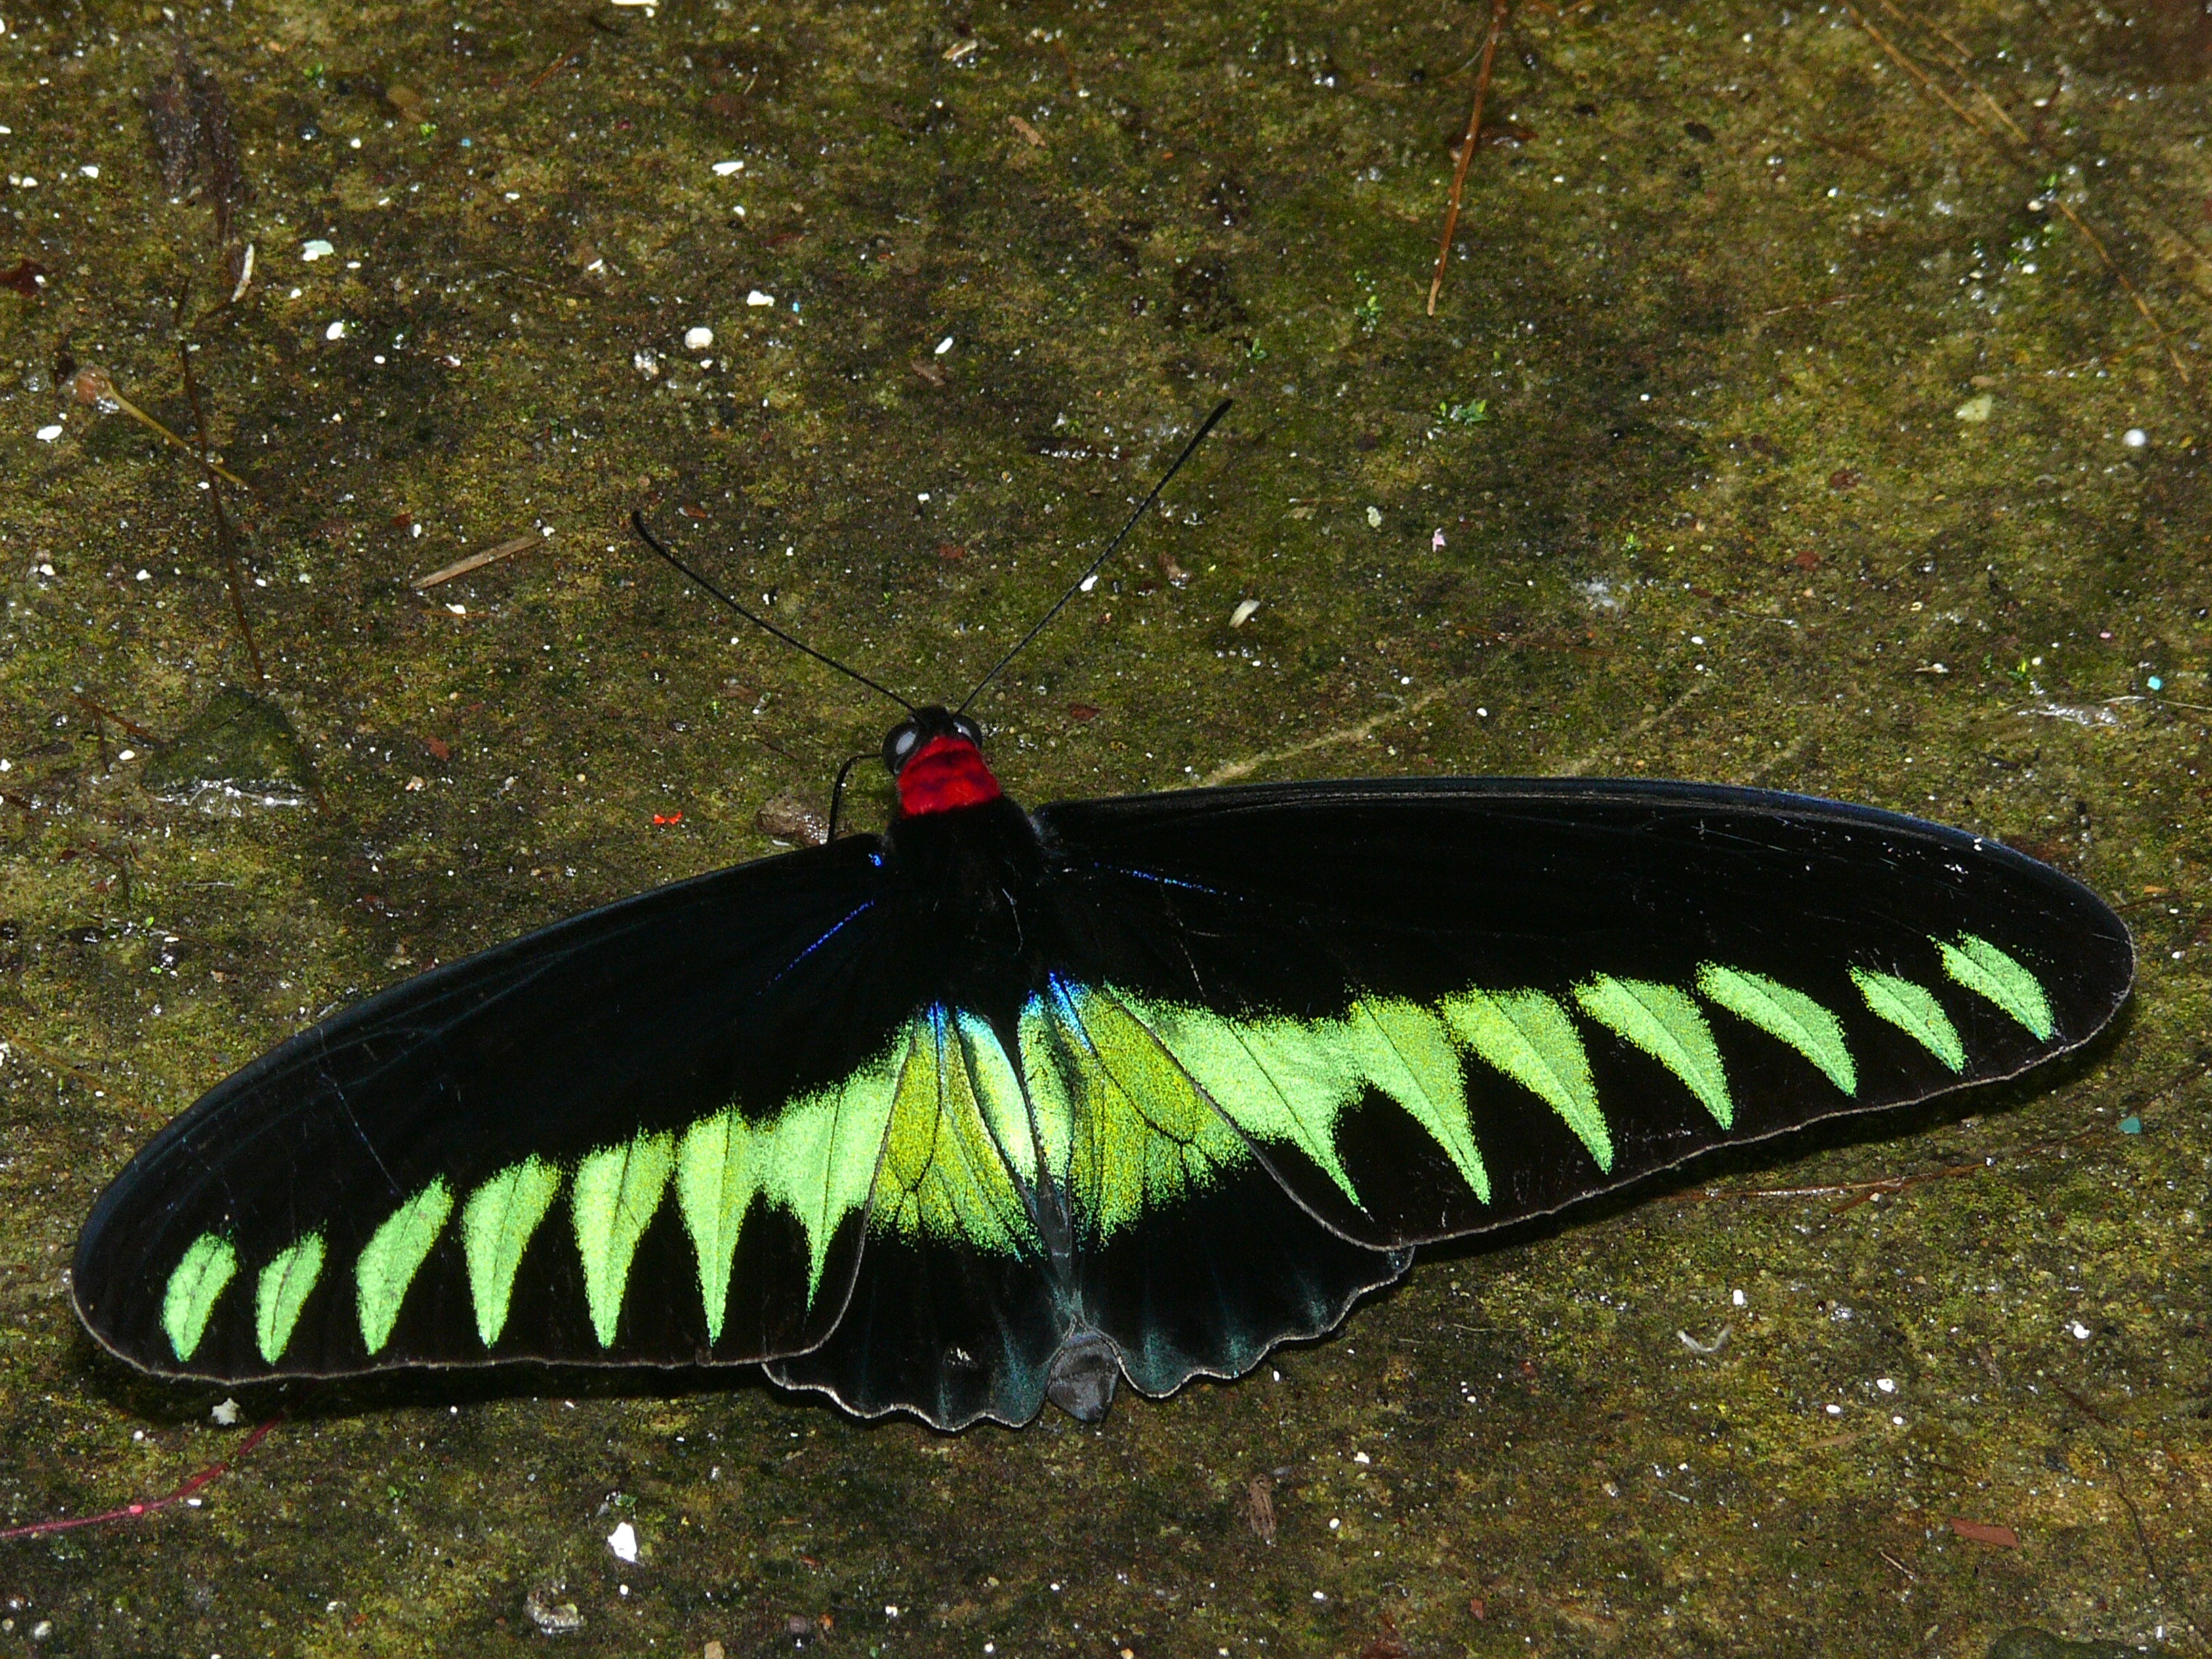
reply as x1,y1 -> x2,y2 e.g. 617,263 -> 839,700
684,325 -> 714,350
935,335 -> 954,355
1365,505 -> 1382,529
1732,1288 -> 1745,1307
607,1521 -> 638,1563
1230,598 -> 1261,628
35,424 -> 63,443
325,320 -> 347,341
301,239 -> 335,261
712,159 -> 745,175
747,289 -> 775,307
2068,1319 -> 2093,1340
1876,1377 -> 1896,1393
117,748 -> 135,762
79,163 -> 100,178
2123,428 -> 2148,449
210,1397 -> 241,1425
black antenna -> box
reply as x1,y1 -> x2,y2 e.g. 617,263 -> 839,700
956,398 -> 1231,718
632,510 -> 916,716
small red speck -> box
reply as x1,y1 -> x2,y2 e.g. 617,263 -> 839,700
653,811 -> 684,826
1792,549 -> 1822,571
679,504 -> 712,520
1828,468 -> 1860,490
424,736 -> 451,762
935,542 -> 967,560
1948,1517 -> 2020,1547
1067,703 -> 1100,722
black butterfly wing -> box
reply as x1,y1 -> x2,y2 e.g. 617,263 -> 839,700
1012,777 -> 2131,1393
70,838 -> 964,1382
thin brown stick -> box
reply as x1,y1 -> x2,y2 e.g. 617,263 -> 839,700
411,533 -> 543,590
1426,0 -> 1510,317
69,694 -> 162,745
0,1416 -> 282,1542
175,306 -> 265,684
525,45 -> 585,92
67,367 -> 249,489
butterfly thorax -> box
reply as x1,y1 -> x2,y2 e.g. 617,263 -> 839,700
880,791 -> 1048,1010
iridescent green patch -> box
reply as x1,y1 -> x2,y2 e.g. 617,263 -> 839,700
874,1008 -> 1038,1252
671,1025 -> 905,1341
162,1232 -> 237,1364
1034,983 -> 1256,1242
1937,933 -> 2053,1040
253,1233 -> 326,1364
356,1180 -> 454,1355
1442,987 -> 1609,1169
573,1133 -> 675,1349
1084,985 -> 1490,1210
1574,975 -> 1733,1128
1697,965 -> 1856,1095
1851,968 -> 1964,1072
461,1157 -> 562,1347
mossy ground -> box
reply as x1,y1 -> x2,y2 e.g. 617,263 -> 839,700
3,0 -> 2209,1654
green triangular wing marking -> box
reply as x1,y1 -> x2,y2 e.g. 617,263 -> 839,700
253,1233 -> 326,1364
162,1233 -> 237,1364
674,1036 -> 906,1340
1115,996 -> 1366,1207
1938,933 -> 2054,1041
1342,998 -> 1489,1202
1573,975 -> 1733,1129
1696,964 -> 1857,1096
1441,988 -> 1609,1170
461,1158 -> 562,1348
1850,968 -> 1964,1072
674,1111 -> 758,1348
356,1179 -> 455,1355
873,1008 -> 1038,1252
573,1132 -> 676,1349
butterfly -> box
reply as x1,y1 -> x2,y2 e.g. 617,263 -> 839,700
71,405 -> 2135,1429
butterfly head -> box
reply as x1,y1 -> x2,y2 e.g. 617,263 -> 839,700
885,706 -> 1003,817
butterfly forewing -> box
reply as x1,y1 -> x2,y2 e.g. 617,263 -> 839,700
1027,778 -> 2131,1257
72,841 -> 914,1380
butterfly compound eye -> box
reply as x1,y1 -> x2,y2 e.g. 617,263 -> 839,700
883,721 -> 922,774
952,715 -> 984,749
